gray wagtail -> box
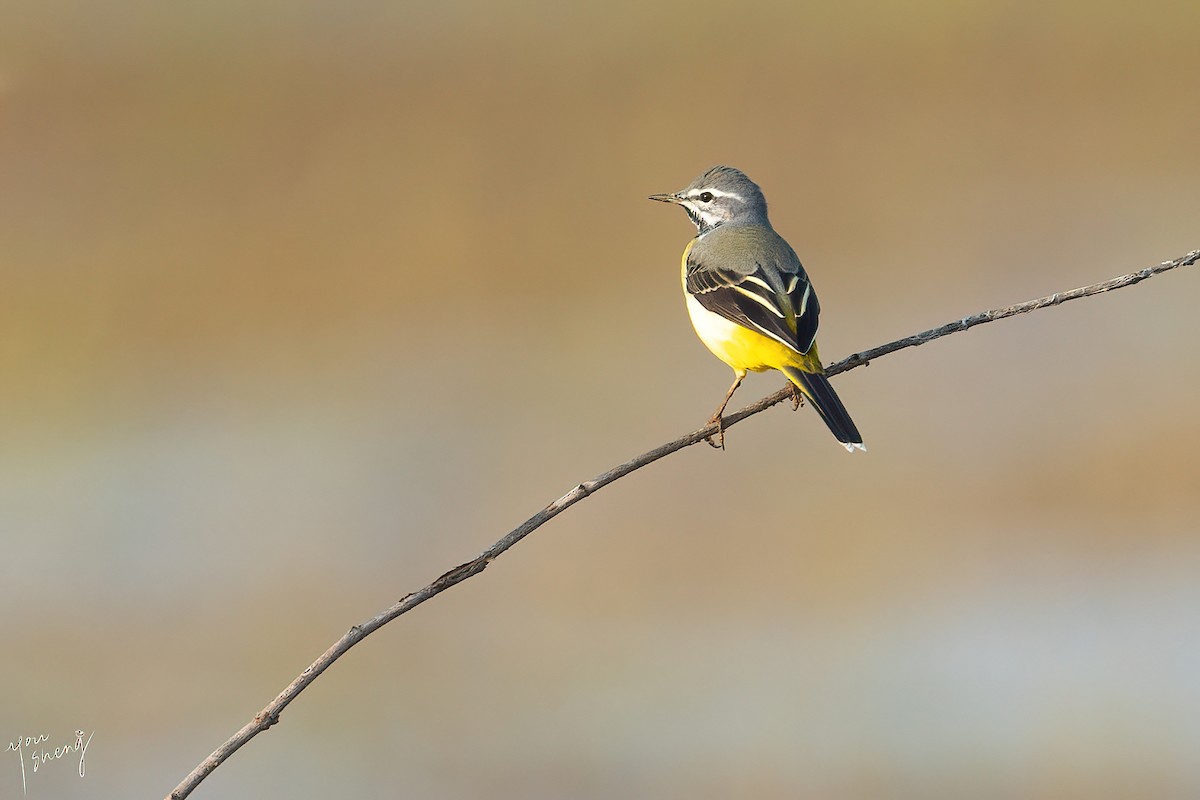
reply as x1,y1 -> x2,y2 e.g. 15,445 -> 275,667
651,165 -> 865,451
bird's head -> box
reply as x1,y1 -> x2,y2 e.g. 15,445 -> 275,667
649,165 -> 769,234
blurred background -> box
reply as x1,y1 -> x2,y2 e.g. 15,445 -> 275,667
3,0 -> 1199,797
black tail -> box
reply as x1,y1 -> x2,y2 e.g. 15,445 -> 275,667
782,367 -> 865,452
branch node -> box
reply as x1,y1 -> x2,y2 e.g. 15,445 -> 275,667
253,709 -> 281,729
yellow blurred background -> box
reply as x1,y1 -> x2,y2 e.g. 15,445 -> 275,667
3,0 -> 1199,797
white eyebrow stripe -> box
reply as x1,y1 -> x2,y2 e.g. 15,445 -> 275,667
686,188 -> 745,202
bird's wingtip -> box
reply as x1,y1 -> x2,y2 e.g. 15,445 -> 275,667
843,442 -> 867,453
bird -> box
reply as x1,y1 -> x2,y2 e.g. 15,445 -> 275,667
650,165 -> 865,452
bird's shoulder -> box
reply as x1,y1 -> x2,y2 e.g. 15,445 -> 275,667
686,223 -> 802,279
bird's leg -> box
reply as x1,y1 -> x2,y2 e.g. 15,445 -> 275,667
789,382 -> 805,411
705,372 -> 745,449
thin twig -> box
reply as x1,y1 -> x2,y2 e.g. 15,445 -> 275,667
168,249 -> 1198,799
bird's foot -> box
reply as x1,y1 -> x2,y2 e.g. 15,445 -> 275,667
705,413 -> 726,450
789,384 -> 805,411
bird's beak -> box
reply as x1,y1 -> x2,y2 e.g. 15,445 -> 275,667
648,192 -> 682,204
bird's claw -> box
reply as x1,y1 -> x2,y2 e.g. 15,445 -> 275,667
705,415 -> 726,449
790,384 -> 804,411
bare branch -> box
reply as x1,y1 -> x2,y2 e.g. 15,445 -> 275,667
168,249 -> 1199,800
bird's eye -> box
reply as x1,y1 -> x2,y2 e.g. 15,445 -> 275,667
699,192 -> 714,203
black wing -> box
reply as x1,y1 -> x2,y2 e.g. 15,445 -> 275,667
685,234 -> 820,354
